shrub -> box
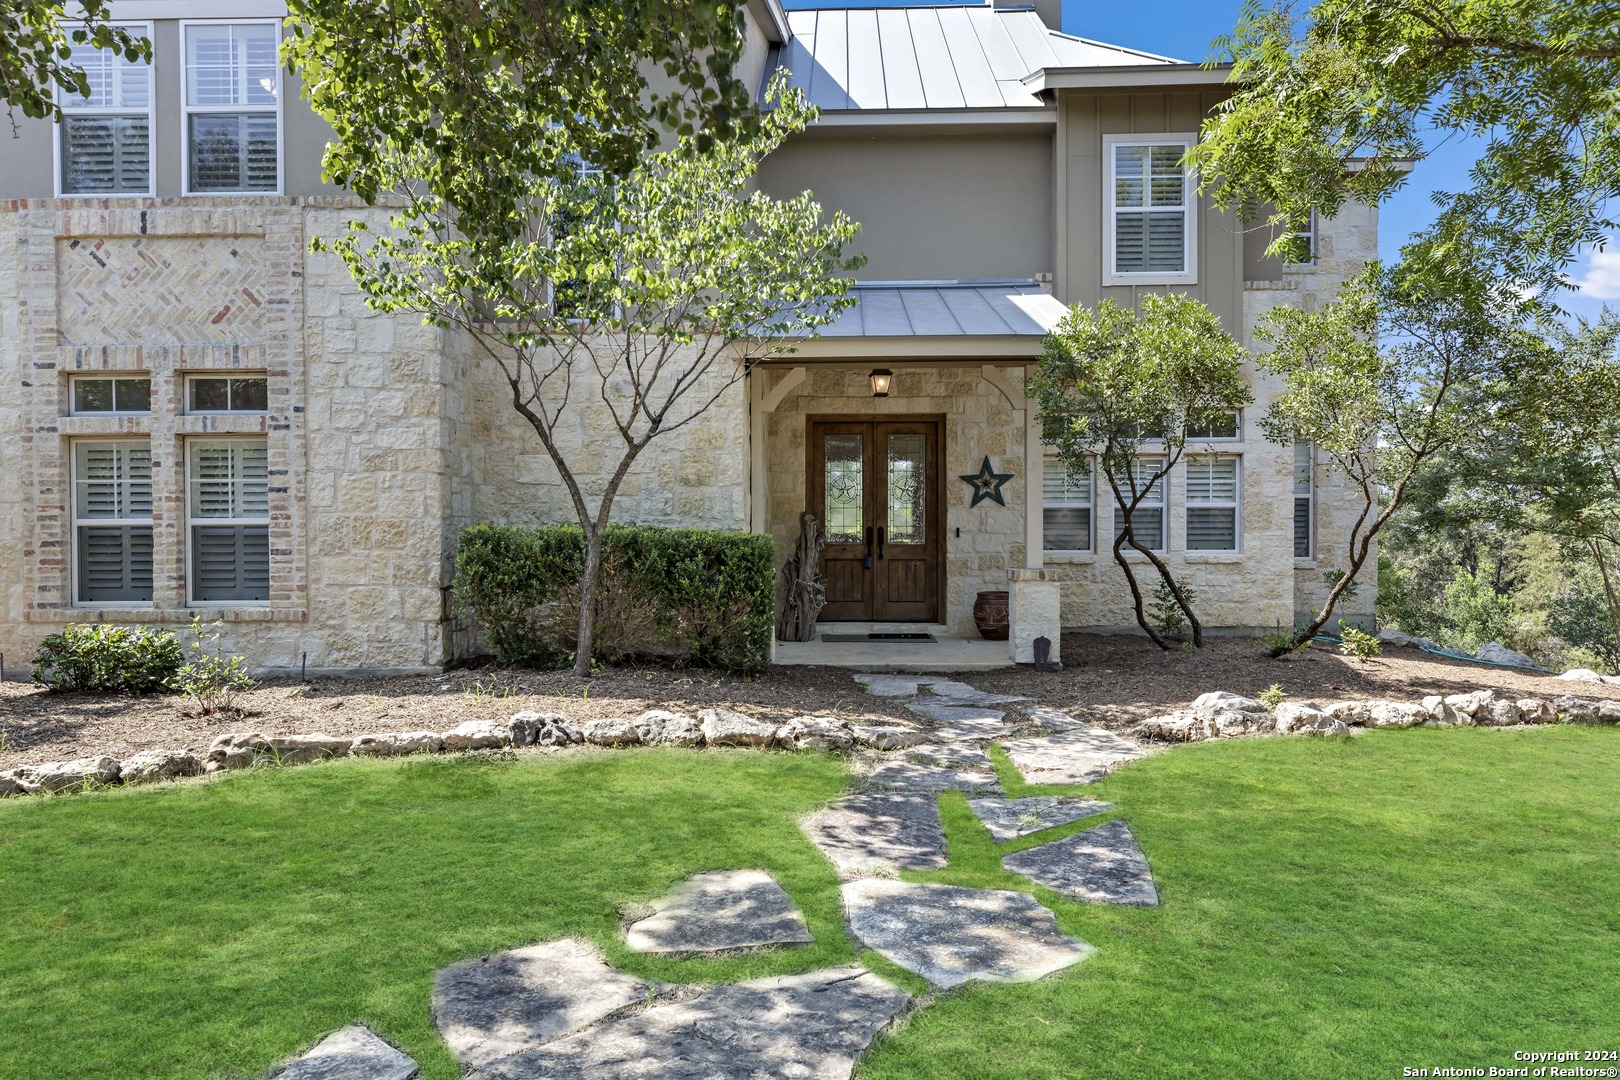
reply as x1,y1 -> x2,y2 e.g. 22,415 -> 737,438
31,624 -> 183,693
1149,578 -> 1198,642
454,523 -> 776,671
168,617 -> 255,715
1338,622 -> 1382,660
1258,683 -> 1288,708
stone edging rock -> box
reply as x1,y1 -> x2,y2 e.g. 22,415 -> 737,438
0,708 -> 872,800
1133,689 -> 1620,743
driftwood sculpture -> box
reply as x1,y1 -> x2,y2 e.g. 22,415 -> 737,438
777,512 -> 827,642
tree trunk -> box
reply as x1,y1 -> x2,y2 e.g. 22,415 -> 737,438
777,512 -> 827,642
1586,538 -> 1620,664
574,524 -> 606,677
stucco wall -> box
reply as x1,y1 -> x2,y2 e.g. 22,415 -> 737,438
762,366 -> 1028,637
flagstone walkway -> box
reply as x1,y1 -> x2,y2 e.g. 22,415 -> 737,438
269,672 -> 1160,1079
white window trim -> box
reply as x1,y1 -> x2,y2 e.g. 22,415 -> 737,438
53,21 -> 156,198
185,373 -> 270,414
185,437 -> 271,607
1185,408 -> 1242,443
1294,441 -> 1316,562
1103,132 -> 1198,287
1110,454 -> 1168,553
1041,451 -> 1094,555
71,438 -> 154,608
1285,212 -> 1317,268
68,373 -> 152,417
1185,453 -> 1242,553
179,19 -> 284,197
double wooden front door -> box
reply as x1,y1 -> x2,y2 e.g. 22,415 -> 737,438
808,418 -> 942,622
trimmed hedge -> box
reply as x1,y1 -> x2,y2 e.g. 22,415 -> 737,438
31,624 -> 183,693
454,523 -> 776,672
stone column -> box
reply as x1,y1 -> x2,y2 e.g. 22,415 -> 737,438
1008,568 -> 1060,665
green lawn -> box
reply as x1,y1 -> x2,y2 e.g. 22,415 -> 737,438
1,728 -> 1617,1079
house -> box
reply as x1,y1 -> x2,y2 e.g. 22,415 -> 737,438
0,0 -> 1377,676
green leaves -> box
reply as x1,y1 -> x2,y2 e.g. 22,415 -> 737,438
0,0 -> 151,128
1192,0 -> 1620,293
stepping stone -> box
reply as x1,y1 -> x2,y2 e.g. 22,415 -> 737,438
433,938 -> 660,1069
842,880 -> 1092,990
1013,706 -> 1087,732
865,759 -> 1001,795
1002,820 -> 1160,906
625,870 -> 813,954
854,673 -> 935,697
472,965 -> 910,1080
922,679 -> 1029,706
907,742 -> 994,769
906,700 -> 1008,726
966,796 -> 1114,841
802,792 -> 947,878
1000,726 -> 1146,785
271,1025 -> 417,1080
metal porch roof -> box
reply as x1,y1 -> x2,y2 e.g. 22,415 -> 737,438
774,6 -> 1180,111
817,280 -> 1069,337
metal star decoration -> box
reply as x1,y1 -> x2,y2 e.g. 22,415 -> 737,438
960,455 -> 1014,507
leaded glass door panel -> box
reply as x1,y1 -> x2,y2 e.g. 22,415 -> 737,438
807,418 -> 941,623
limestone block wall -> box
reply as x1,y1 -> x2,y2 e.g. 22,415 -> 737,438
0,197 -> 456,677
1241,200 -> 1380,628
762,366 -> 1027,637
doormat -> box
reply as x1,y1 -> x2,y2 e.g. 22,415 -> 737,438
819,632 -> 937,643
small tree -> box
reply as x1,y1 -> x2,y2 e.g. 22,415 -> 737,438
1254,256 -> 1547,656
1029,295 -> 1252,649
313,82 -> 862,675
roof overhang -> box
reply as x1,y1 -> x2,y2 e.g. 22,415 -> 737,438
802,107 -> 1058,135
765,337 -> 1044,363
745,0 -> 790,46
1023,62 -> 1235,93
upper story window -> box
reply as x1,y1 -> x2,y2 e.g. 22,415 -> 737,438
187,375 -> 268,413
57,24 -> 154,196
1104,134 -> 1197,286
71,375 -> 151,415
1186,409 -> 1241,441
1286,214 -> 1317,266
182,21 -> 281,194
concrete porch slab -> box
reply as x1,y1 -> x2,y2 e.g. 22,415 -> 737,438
775,629 -> 1012,671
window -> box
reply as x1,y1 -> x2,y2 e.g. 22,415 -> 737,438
548,153 -> 606,320
183,22 -> 281,194
1105,135 -> 1196,285
1294,441 -> 1314,559
1185,410 -> 1241,441
56,24 -> 152,195
1111,455 -> 1167,552
1286,214 -> 1316,266
71,376 -> 151,415
1042,455 -> 1092,552
1186,455 -> 1240,551
187,375 -> 268,413
188,440 -> 269,603
73,441 -> 153,603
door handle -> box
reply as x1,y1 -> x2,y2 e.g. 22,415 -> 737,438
877,526 -> 885,560
863,526 -> 874,570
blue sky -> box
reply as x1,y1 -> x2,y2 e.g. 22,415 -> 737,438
781,0 -> 1614,320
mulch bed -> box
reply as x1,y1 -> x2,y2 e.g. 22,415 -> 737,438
2,633 -> 1615,769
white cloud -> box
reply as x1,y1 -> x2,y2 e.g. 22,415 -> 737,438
1574,249 -> 1620,300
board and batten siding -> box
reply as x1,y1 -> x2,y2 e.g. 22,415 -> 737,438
1056,90 -> 1245,337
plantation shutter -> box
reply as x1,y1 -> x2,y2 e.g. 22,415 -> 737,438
184,23 -> 279,193
1042,457 -> 1092,551
1185,456 -> 1238,551
1293,442 -> 1314,558
59,34 -> 150,195
1112,142 -> 1189,275
1112,457 -> 1166,551
188,440 -> 270,602
74,441 -> 153,603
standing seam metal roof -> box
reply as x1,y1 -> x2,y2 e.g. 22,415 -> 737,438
817,281 -> 1070,337
773,6 -> 1180,111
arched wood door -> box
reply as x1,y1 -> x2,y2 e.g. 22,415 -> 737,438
807,417 -> 942,622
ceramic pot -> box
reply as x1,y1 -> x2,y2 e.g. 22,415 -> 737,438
973,590 -> 1010,640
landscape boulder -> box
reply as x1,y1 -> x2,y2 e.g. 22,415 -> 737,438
1516,699 -> 1557,725
1474,642 -> 1542,669
1551,695 -> 1602,723
266,733 -> 353,764
1376,628 -> 1444,651
1134,713 -> 1203,742
1443,690 -> 1498,719
1602,700 -> 1620,723
6,756 -> 121,793
532,718 -> 583,746
579,717 -> 642,746
351,731 -> 445,757
508,711 -> 566,747
1477,698 -> 1523,727
1322,701 -> 1372,726
1365,701 -> 1429,729
1557,668 -> 1620,686
851,725 -> 927,751
1420,696 -> 1466,726
1273,703 -> 1337,735
633,710 -> 705,747
1189,692 -> 1267,720
0,773 -> 24,797
120,749 -> 201,785
698,708 -> 779,748
441,719 -> 512,751
774,716 -> 855,753
206,732 -> 271,771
